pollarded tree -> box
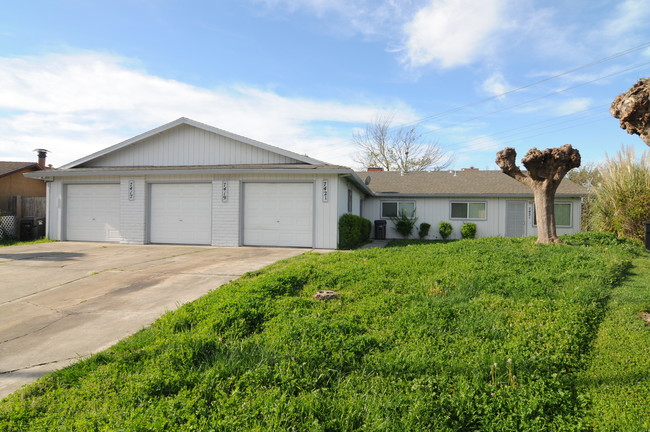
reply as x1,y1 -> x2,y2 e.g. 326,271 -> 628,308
496,145 -> 581,244
353,115 -> 451,172
610,78 -> 650,146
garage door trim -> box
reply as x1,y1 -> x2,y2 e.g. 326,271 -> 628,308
148,182 -> 213,245
64,182 -> 121,242
241,181 -> 315,248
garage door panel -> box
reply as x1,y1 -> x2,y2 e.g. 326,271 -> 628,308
150,183 -> 212,245
66,184 -> 121,242
243,183 -> 313,247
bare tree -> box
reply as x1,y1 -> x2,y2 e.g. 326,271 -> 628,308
353,115 -> 451,172
610,78 -> 650,146
496,145 -> 581,244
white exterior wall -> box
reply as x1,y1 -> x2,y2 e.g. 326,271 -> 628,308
363,196 -> 582,240
120,177 -> 146,244
336,178 -> 363,219
89,124 -> 297,167
47,172 -> 341,249
212,179 -> 240,247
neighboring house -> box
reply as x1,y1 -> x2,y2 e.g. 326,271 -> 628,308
25,118 -> 370,249
25,118 -> 586,248
1,154 -> 48,239
0,160 -> 46,212
359,170 -> 586,240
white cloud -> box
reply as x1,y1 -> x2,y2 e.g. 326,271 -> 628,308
481,71 -> 510,98
402,0 -> 507,68
603,0 -> 650,40
0,52 -> 417,167
253,0 -> 419,37
553,98 -> 594,116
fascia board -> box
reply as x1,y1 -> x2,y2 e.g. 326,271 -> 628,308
25,167 -> 354,178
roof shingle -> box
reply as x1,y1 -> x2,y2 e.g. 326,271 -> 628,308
357,170 -> 586,197
0,162 -> 40,178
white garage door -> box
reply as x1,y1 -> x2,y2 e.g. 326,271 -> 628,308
149,183 -> 212,245
66,184 -> 121,242
243,182 -> 313,247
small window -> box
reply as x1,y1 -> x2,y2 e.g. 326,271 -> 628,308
534,202 -> 572,227
347,189 -> 353,213
450,202 -> 486,219
381,201 -> 415,218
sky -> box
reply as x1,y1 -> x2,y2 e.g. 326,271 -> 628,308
1,0 -> 650,171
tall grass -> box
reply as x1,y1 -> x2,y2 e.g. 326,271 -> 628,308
589,145 -> 650,240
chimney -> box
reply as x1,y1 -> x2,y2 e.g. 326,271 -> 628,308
460,167 -> 479,171
367,167 -> 383,172
34,149 -> 48,169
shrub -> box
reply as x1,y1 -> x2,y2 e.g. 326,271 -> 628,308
439,221 -> 452,240
589,145 -> 650,240
461,222 -> 477,239
390,210 -> 417,238
338,214 -> 371,249
418,222 -> 431,239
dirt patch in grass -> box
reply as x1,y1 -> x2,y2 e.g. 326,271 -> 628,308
639,311 -> 650,325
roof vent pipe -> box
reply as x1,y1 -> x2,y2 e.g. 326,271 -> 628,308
34,149 -> 49,169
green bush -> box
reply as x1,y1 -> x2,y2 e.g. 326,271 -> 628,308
439,221 -> 452,239
418,222 -> 431,239
338,214 -> 371,249
461,222 -> 477,239
361,218 -> 372,241
390,210 -> 417,238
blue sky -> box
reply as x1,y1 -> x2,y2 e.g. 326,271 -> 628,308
1,0 -> 649,170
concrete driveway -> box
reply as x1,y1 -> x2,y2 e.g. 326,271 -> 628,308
0,242 -> 308,400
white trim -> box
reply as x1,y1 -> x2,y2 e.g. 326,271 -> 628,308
380,200 -> 416,219
449,200 -> 487,220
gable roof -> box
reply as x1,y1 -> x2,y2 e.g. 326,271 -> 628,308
0,162 -> 41,179
359,170 -> 587,197
60,117 -> 326,169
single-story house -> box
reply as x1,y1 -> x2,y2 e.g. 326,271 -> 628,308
1,154 -> 47,212
25,118 -> 586,248
1,152 -> 48,239
360,170 -> 586,240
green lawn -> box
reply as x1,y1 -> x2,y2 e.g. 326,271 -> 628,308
580,255 -> 650,431
0,233 -> 647,431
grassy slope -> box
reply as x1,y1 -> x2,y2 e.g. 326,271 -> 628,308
580,255 -> 650,431
0,234 -> 644,431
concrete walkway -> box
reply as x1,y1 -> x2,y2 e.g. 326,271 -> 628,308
0,242 -> 307,400
359,239 -> 389,249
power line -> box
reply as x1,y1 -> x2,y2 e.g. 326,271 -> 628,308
397,41 -> 650,129
420,60 -> 650,136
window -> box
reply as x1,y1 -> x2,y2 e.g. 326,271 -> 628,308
381,201 -> 415,218
533,202 -> 572,227
450,202 -> 486,219
347,189 -> 353,213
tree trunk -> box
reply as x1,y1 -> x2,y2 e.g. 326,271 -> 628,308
496,145 -> 580,244
532,183 -> 560,243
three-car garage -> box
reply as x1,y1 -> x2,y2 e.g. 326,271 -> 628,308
62,181 -> 316,248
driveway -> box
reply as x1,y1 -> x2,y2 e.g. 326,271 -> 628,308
0,242 -> 308,400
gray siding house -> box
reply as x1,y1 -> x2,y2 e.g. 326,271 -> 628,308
360,170 -> 586,240
26,118 -> 586,247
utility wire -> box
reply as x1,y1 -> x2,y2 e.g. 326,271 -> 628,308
419,60 -> 650,136
396,41 -> 650,129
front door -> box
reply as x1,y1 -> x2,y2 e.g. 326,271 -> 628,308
505,201 -> 527,237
